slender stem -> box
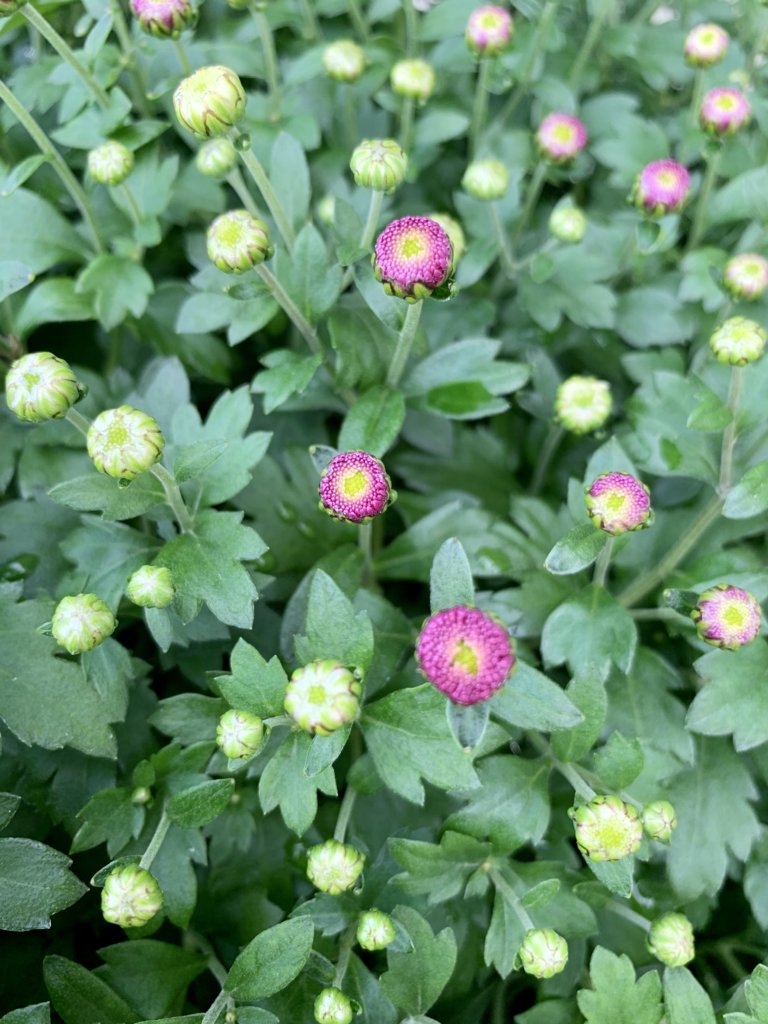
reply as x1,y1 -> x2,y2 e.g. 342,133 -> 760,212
333,786 -> 358,843
253,7 -> 281,118
0,79 -> 105,253
256,264 -> 321,354
296,0 -> 320,41
227,168 -> 260,216
333,925 -> 356,988
151,463 -> 196,534
688,68 -> 705,127
111,1 -> 151,115
488,867 -> 535,931
567,0 -> 612,89
121,183 -> 143,226
403,0 -> 418,56
186,931 -> 229,987
469,59 -> 492,158
342,189 -> 384,288
631,607 -> 688,621
343,85 -> 357,152
593,536 -> 614,588
498,0 -> 558,127
529,732 -> 597,801
512,160 -> 548,241
66,407 -> 91,436
386,300 -> 423,388
719,366 -> 742,495
359,521 -> 374,587
201,989 -> 229,1024
348,0 -> 369,40
399,96 -> 415,151
22,6 -> 110,109
606,901 -> 651,932
235,135 -> 296,251
139,808 -> 171,870
530,423 -> 564,495
631,0 -> 661,23
686,148 -> 721,253
490,202 -> 516,276
173,38 -> 193,75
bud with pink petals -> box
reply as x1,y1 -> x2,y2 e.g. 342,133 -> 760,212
536,113 -> 588,163
632,160 -> 691,217
465,5 -> 514,56
700,87 -> 751,136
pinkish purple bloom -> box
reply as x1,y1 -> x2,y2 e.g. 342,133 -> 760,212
724,253 -> 768,300
585,472 -> 652,536
692,585 -> 762,650
700,87 -> 751,136
416,605 -> 516,705
684,23 -> 729,67
633,160 -> 691,216
319,451 -> 394,523
465,5 -> 513,56
536,113 -> 588,163
373,215 -> 454,301
130,0 -> 196,37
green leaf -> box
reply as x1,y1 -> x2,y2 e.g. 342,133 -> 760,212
44,956 -> 140,1024
0,260 -> 34,302
429,537 -> 475,611
258,731 -> 336,835
328,304 -> 397,390
0,188 -> 86,273
304,725 -> 351,778
521,879 -> 561,909
541,586 -> 637,682
48,473 -> 165,521
294,569 -> 374,673
706,167 -> 768,227
723,461 -> 768,519
337,386 -> 405,457
551,673 -> 607,762
0,155 -> 47,197
586,857 -> 634,898
389,831 -> 490,904
71,788 -> 144,857
446,700 -> 490,751
577,946 -> 663,1024
252,350 -> 322,414
150,694 -> 228,745
687,641 -> 768,751
593,732 -> 644,789
217,639 -> 288,718
273,223 -> 342,322
226,917 -> 315,999
491,661 -> 583,732
0,839 -> 87,932
0,792 -> 21,829
730,964 -> 768,1024
545,524 -> 608,575
379,906 -> 457,1015
172,441 -> 227,483
60,516 -> 159,608
96,941 -> 206,1022
615,287 -> 696,348
1,1004 -> 51,1024
269,133 -> 311,232
167,779 -> 235,827
16,278 -> 94,338
663,967 -> 717,1024
76,256 -> 154,330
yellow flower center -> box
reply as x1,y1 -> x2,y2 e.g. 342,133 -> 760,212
218,220 -> 245,245
657,170 -> 676,188
309,684 -> 327,704
399,232 -> 426,260
715,94 -> 737,111
605,491 -> 626,513
107,423 -> 128,445
451,639 -> 479,674
341,469 -> 368,498
552,123 -> 575,143
479,11 -> 501,27
722,601 -> 746,627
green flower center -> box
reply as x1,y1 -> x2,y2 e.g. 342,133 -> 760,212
596,819 -> 629,850
552,123 -> 575,142
479,11 -> 501,27
23,372 -> 40,387
107,424 -> 129,445
605,491 -> 626,513
398,232 -> 426,260
341,469 -> 368,498
722,601 -> 746,627
451,639 -> 479,674
309,684 -> 327,704
218,220 -> 245,245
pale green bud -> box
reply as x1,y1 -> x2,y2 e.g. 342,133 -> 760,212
314,987 -> 354,1024
555,375 -> 612,434
216,709 -> 265,760
569,795 -> 643,862
306,839 -> 365,894
317,194 -> 336,225
461,159 -> 509,201
356,908 -> 396,950
323,40 -> 365,82
174,65 -> 246,138
518,928 -> 569,979
86,405 -> 165,480
126,565 -> 175,608
350,138 -> 408,193
549,205 -> 587,243
88,141 -> 134,186
641,800 -> 678,843
284,659 -> 362,736
207,210 -> 272,273
648,912 -> 695,967
51,593 -> 116,655
101,864 -> 163,928
196,138 -> 238,178
390,59 -> 435,102
709,316 -> 766,366
5,351 -> 79,423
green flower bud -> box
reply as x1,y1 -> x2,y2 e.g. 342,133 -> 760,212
648,912 -> 695,967
284,659 -> 362,736
195,138 -> 238,178
174,65 -> 246,138
126,565 -> 175,608
549,204 -> 587,244
131,786 -> 151,805
5,351 -> 79,423
86,405 -> 165,480
207,209 -> 272,273
555,375 -> 612,434
51,593 -> 116,655
390,58 -> 435,102
569,795 -> 643,862
461,159 -> 509,201
641,800 -> 677,843
87,141 -> 134,186
314,987 -> 354,1024
306,838 -> 365,894
101,864 -> 163,928
429,212 -> 466,268
226,0 -> 250,9
322,40 -> 365,82
350,138 -> 408,193
317,194 -> 336,225
356,908 -> 396,950
709,316 -> 766,366
518,929 -> 569,979
0,0 -> 28,16
216,709 -> 265,760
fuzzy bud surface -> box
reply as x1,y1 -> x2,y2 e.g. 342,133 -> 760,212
518,929 -> 569,978
306,839 -> 365,894
101,864 -> 163,928
648,913 -> 695,967
5,351 -> 79,423
87,406 -> 165,480
216,709 -> 265,759
569,795 -> 643,862
692,584 -> 762,649
555,375 -> 611,433
88,141 -> 134,186
373,215 -> 453,300
642,800 -> 678,843
319,450 -> 394,523
284,659 -> 362,735
207,210 -> 272,273
196,138 -> 238,178
127,565 -> 174,608
356,908 -> 397,950
52,593 -> 116,655
174,65 -> 246,138
709,316 -> 766,365
350,138 -> 408,193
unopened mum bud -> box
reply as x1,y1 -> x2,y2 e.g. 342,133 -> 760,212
691,584 -> 762,650
350,138 -> 408,193
174,65 -> 246,138
555,375 -> 611,433
465,5 -> 513,56
5,351 -> 79,423
709,316 -> 766,365
684,23 -> 729,67
284,659 -> 362,735
569,795 -> 643,862
518,929 -> 569,979
317,194 -> 336,225
101,864 -> 163,928
0,0 -> 28,15
196,138 -> 238,178
87,141 -> 134,186
536,113 -> 588,163
416,605 -> 516,706
207,210 -> 272,273
429,212 -> 466,267
314,987 -> 354,1024
126,565 -> 174,608
390,59 -> 435,102
700,87 -> 751,136
216,709 -> 265,759
585,471 -> 652,536
130,0 -> 196,38
549,205 -> 587,243
356,908 -> 396,950
323,40 -> 365,82
306,839 -> 365,894
373,215 -> 454,301
51,593 -> 116,655
461,159 -> 508,201
87,406 -> 164,480
648,913 -> 695,967
723,253 -> 768,301
642,800 -> 678,843
632,160 -> 691,217
319,450 -> 394,523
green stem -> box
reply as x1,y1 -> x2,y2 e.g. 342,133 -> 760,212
686,148 -> 721,253
151,463 -> 196,534
253,7 -> 281,118
121,183 -> 143,227
296,0 -> 320,40
530,423 -> 564,495
469,58 -> 492,158
66,407 -> 91,436
403,0 -> 418,56
631,607 -> 688,622
333,785 -> 358,843
593,536 -> 614,588
235,134 -> 296,251
688,67 -> 705,127
631,0 -> 661,23
386,300 -> 423,388
490,201 -> 516,276
348,0 -> 369,40
227,168 -> 261,216
333,925 -> 357,988
719,365 -> 742,495
399,96 -> 415,151
185,931 -> 229,987
111,1 -> 151,115
498,0 -> 558,126
173,38 -> 193,75
567,0 -> 612,89
488,867 -> 535,931
359,521 -> 374,587
513,159 -> 548,241
256,264 -> 321,355
529,732 -> 596,801
0,79 -> 105,253
201,989 -> 229,1024
139,808 -> 171,870
22,6 -> 110,109
342,189 -> 384,288
606,901 -> 651,932
343,85 -> 357,153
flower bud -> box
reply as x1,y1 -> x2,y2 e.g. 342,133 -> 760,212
130,0 -> 196,38
349,138 -> 408,193
585,472 -> 652,536
52,593 -> 117,655
195,138 -> 238,178
691,584 -> 762,650
536,113 -> 588,163
555,375 -> 611,433
87,405 -> 165,480
416,605 -> 516,706
317,194 -> 336,225
549,205 -> 587,244
319,450 -> 394,523
684,23 -> 729,67
306,839 -> 365,894
284,659 -> 362,736
323,40 -> 365,82
314,987 -> 354,1024
216,709 -> 265,759
5,351 -> 79,423
101,864 -> 163,928
569,795 -> 643,862
724,253 -> 768,301
465,5 -> 513,56
648,912 -> 695,967
700,87 -> 751,136
390,59 -> 435,102
429,212 -> 466,267
632,160 -> 691,217
131,786 -> 151,805
518,929 -> 569,979
87,141 -> 134,186
461,159 -> 508,201
356,908 -> 396,950
709,316 -> 766,366
0,0 -> 27,14
126,565 -> 175,608
174,65 -> 246,138
207,210 -> 272,273
642,800 -> 678,843
373,215 -> 454,301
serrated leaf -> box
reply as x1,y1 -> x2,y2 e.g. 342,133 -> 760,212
0,840 -> 87,932
491,661 -> 583,732
541,586 -> 637,682
294,569 -> 374,672
379,906 -> 457,1015
545,524 -> 608,575
663,967 -> 717,1024
577,946 -> 663,1024
167,779 -> 235,828
258,731 -> 336,835
216,639 -> 288,718
226,918 -> 314,999
687,641 -> 768,751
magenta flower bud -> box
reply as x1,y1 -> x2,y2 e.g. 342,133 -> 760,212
416,605 -> 516,706
648,913 -> 695,967
101,864 -> 163,928
465,5 -> 514,56
130,0 -> 196,38
536,113 -> 588,163
585,472 -> 652,536
691,584 -> 762,650
569,795 -> 643,862
372,215 -> 454,301
318,450 -> 394,523
700,87 -> 751,136
724,253 -> 768,301
633,160 -> 691,217
684,23 -> 729,67
429,212 -> 466,267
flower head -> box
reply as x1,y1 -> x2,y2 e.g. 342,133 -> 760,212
5,351 -> 80,423
648,913 -> 695,967
642,800 -> 678,843
101,864 -> 163,928
350,138 -> 408,193
306,839 -> 365,894
518,929 -> 569,979
416,605 -> 515,706
87,406 -> 165,480
207,210 -> 272,273
284,659 -> 362,735
555,375 -> 612,434
174,65 -> 246,138
317,194 -> 336,225
357,909 -> 397,950
390,58 -> 435,102
569,795 -> 643,862
196,138 -> 238,178
314,987 -> 354,1024
87,141 -> 134,186
51,593 -> 117,655
724,253 -> 768,301
130,0 -> 196,38
216,709 -> 265,759
536,113 -> 588,163
429,212 -> 466,267
373,215 -> 454,301
700,87 -> 751,136
549,205 -> 587,243
709,316 -> 767,365
319,451 -> 394,523
461,159 -> 509,201
633,160 -> 691,216
691,584 -> 762,650
585,472 -> 652,535
126,565 -> 175,608
465,5 -> 513,56
684,23 -> 729,67
323,40 -> 365,82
